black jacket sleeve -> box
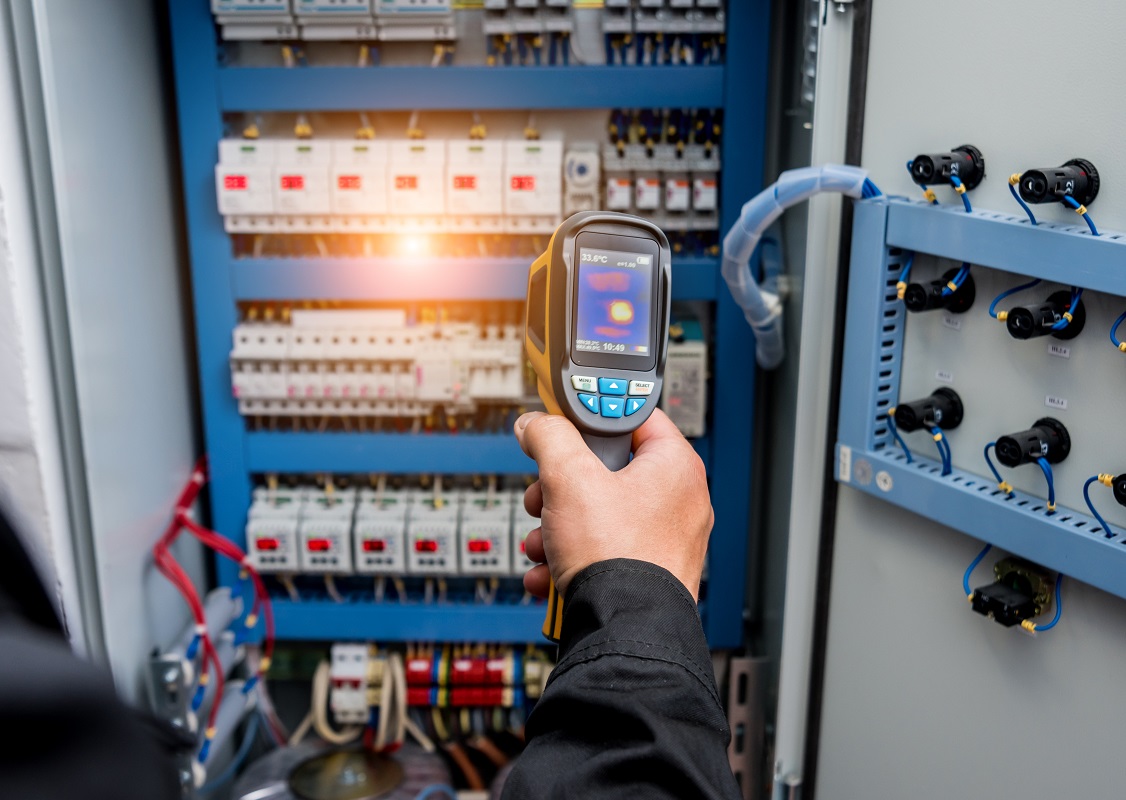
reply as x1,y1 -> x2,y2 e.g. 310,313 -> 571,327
502,559 -> 740,800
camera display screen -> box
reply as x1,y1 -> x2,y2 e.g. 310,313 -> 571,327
573,246 -> 655,361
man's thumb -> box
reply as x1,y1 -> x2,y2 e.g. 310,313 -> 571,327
514,412 -> 598,471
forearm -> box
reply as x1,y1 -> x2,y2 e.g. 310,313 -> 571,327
503,559 -> 740,800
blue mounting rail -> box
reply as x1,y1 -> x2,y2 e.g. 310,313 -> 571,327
836,198 -> 1126,602
167,0 -> 770,647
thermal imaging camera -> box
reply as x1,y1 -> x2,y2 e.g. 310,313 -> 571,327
525,210 -> 672,639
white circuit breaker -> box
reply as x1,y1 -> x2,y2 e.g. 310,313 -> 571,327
387,140 -> 447,233
374,0 -> 456,42
298,489 -> 357,573
446,140 -> 505,233
510,496 -> 540,577
216,139 -> 277,229
353,488 -> 409,574
662,336 -> 708,438
605,171 -> 633,211
406,495 -> 459,575
503,140 -> 563,234
329,643 -> 370,725
330,140 -> 390,227
245,487 -> 303,572
273,140 -> 333,224
634,173 -> 662,212
294,0 -> 376,40
211,0 -> 297,40
459,496 -> 513,576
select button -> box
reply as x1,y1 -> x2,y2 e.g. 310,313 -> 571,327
628,380 -> 654,396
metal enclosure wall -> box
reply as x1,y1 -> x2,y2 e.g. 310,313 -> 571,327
815,1 -> 1126,797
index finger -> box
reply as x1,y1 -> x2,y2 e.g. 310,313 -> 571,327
630,408 -> 690,460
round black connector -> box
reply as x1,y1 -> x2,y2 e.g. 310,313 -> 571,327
994,417 -> 1070,468
903,267 -> 976,314
1114,474 -> 1126,508
893,387 -> 964,433
1005,290 -> 1086,341
909,145 -> 985,190
1017,158 -> 1100,206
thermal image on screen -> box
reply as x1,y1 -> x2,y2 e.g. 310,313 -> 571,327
573,248 -> 653,357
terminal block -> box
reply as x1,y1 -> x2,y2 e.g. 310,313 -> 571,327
1017,158 -> 1099,206
375,0 -> 456,43
892,388 -> 963,433
1005,290 -> 1086,341
902,267 -> 976,314
970,558 -> 1055,628
211,0 -> 296,40
295,0 -> 377,41
994,418 -> 1070,468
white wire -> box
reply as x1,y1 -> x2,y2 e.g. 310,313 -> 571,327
311,660 -> 363,745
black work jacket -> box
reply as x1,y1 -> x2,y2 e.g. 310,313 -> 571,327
502,559 -> 741,799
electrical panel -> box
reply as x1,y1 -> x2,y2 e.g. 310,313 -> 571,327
662,320 -> 708,438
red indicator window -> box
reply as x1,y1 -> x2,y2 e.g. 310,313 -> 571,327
467,539 -> 492,553
414,539 -> 438,553
255,537 -> 279,551
453,175 -> 477,190
362,539 -> 386,552
337,174 -> 362,190
224,174 -> 248,190
395,175 -> 419,190
510,175 -> 536,191
306,538 -> 331,552
520,541 -> 526,553
280,174 -> 305,191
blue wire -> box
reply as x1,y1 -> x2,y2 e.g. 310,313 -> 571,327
1110,309 -> 1126,349
1035,574 -> 1064,631
414,786 -> 459,800
861,177 -> 883,198
906,160 -> 939,205
1008,181 -> 1038,225
1035,457 -> 1055,512
897,253 -> 915,286
200,713 -> 261,794
989,278 -> 1042,319
950,176 -> 972,213
1062,194 -> 1099,235
186,634 -> 201,661
983,442 -> 1009,490
1050,287 -> 1081,331
887,415 -> 913,463
1083,476 -> 1116,538
962,542 -> 993,597
940,262 -> 971,297
931,427 -> 952,476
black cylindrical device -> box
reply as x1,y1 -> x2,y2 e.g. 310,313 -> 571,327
893,388 -> 963,433
994,418 -> 1070,468
1017,158 -> 1099,206
909,145 -> 985,190
1005,290 -> 1085,341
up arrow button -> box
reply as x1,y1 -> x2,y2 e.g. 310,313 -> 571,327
598,378 -> 627,396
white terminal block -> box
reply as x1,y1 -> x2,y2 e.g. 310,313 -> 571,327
634,174 -> 662,211
273,140 -> 332,221
605,173 -> 633,211
665,174 -> 691,212
329,643 -> 370,725
692,174 -> 719,213
662,338 -> 708,437
446,140 -> 505,233
510,494 -> 540,577
298,489 -> 356,573
294,0 -> 376,40
375,0 -> 456,42
354,489 -> 409,574
406,496 -> 459,575
459,497 -> 513,576
330,140 -> 390,228
216,139 -> 277,228
212,0 -> 297,40
231,323 -> 290,361
503,140 -> 563,234
387,140 -> 447,233
245,488 -> 303,572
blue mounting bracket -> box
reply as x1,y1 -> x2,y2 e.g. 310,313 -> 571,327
836,198 -> 1126,601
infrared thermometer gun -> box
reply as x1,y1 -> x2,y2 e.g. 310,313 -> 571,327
524,211 -> 672,641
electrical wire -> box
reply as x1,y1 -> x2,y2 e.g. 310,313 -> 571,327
311,660 -> 363,745
940,262 -> 971,297
413,785 -> 458,800
906,160 -> 939,205
1110,309 -> 1126,352
1062,194 -> 1099,235
983,442 -> 1013,495
989,278 -> 1042,320
199,712 -> 260,794
931,426 -> 952,476
895,253 -> 915,300
886,412 -> 912,462
950,175 -> 972,213
962,543 -> 993,598
1023,574 -> 1063,632
1083,475 -> 1117,539
1050,287 -> 1082,331
1007,174 -> 1038,225
1035,457 -> 1056,513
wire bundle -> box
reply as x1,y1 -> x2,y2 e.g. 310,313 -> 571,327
941,262 -> 972,297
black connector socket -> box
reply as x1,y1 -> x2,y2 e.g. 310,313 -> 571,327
971,558 -> 1054,628
1113,474 -> 1126,508
1017,158 -> 1100,206
1005,290 -> 1086,341
893,388 -> 963,433
903,267 -> 976,314
910,145 -> 985,190
994,417 -> 1070,468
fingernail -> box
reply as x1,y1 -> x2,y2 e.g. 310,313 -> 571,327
514,412 -> 537,433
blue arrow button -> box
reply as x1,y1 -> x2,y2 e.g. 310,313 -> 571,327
625,398 -> 646,416
600,397 -> 624,418
577,393 -> 599,414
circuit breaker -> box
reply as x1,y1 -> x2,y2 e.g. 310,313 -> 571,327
295,0 -> 376,40
330,140 -> 390,225
245,487 -> 302,572
387,140 -> 447,232
211,0 -> 296,40
353,488 -> 409,575
511,500 -> 540,578
273,140 -> 332,224
329,643 -> 370,725
662,324 -> 708,438
298,489 -> 356,573
374,0 -> 456,42
446,140 -> 505,233
459,496 -> 513,576
406,495 -> 459,575
503,140 -> 563,233
216,139 -> 277,229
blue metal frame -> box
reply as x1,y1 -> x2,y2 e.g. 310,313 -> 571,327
167,0 -> 770,645
837,198 -> 1126,602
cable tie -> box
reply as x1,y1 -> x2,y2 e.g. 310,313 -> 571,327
922,188 -> 937,203
997,311 -> 1008,322
946,281 -> 959,292
998,481 -> 1014,494
1063,312 -> 1073,323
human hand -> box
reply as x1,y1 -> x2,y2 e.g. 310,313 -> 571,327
514,409 -> 713,600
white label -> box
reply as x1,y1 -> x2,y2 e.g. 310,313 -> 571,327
875,471 -> 894,492
942,314 -> 962,331
838,445 -> 852,483
935,370 -> 954,384
1045,395 -> 1068,410
1047,343 -> 1071,359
